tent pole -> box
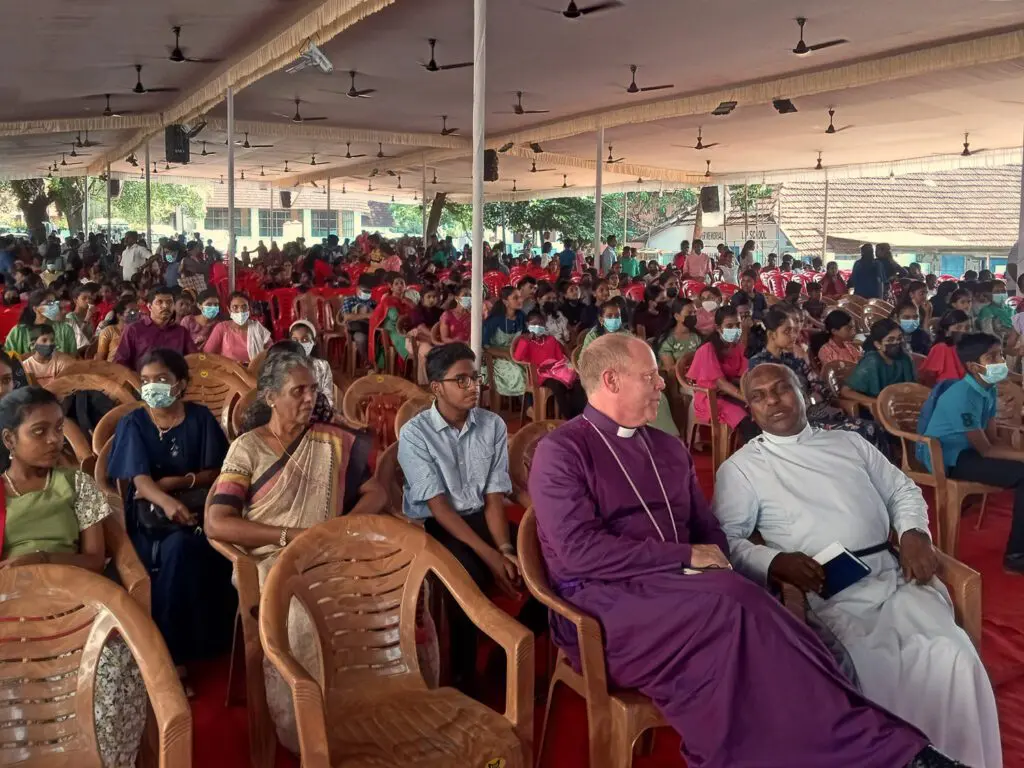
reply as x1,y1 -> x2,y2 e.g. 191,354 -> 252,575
326,177 -> 332,238
105,164 -> 111,245
821,175 -> 829,262
227,86 -> 236,293
623,190 -> 627,245
144,144 -> 152,249
1017,126 -> 1024,286
469,0 -> 487,366
594,127 -> 604,260
82,176 -> 88,236
421,155 -> 428,237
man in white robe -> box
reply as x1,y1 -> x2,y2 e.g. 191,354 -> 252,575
712,363 -> 1001,768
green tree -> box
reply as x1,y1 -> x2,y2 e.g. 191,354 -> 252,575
390,203 -> 424,234
728,184 -> 774,214
111,181 -> 205,229
390,199 -> 474,237
8,180 -> 52,242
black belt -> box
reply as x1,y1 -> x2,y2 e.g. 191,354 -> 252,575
851,542 -> 898,559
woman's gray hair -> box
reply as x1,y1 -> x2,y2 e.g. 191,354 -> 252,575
240,350 -> 313,434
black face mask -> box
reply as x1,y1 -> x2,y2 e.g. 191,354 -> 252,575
683,315 -> 699,331
666,287 -> 679,298
883,343 -> 903,358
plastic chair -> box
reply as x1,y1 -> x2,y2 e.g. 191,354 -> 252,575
182,367 -> 252,436
259,514 -> 534,768
0,565 -> 191,767
508,420 -> 563,508
821,359 -> 878,420
186,352 -> 256,389
42,372 -> 139,409
876,383 -> 1002,555
61,360 -> 142,396
519,509 -> 665,768
395,394 -> 433,437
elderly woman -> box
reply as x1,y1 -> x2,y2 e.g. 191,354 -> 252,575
107,348 -> 234,667
205,350 -> 388,752
0,387 -> 146,766
203,291 -> 272,364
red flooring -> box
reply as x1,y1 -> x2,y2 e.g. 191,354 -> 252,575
190,453 -> 1024,768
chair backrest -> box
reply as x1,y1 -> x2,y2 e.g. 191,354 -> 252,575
395,394 -> 433,437
247,349 -> 269,375
43,372 -> 138,408
340,373 -> 425,429
186,352 -> 256,389
373,441 -> 405,516
876,382 -> 937,475
182,367 -> 251,431
60,360 -> 141,396
508,420 -> 563,506
0,565 -> 191,767
821,359 -> 857,400
91,401 -> 144,454
230,388 -> 260,437
673,352 -> 695,386
997,379 -> 1024,428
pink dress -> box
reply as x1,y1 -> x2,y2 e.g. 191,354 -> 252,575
695,308 -> 717,335
440,309 -> 471,342
687,342 -> 749,427
203,321 -> 250,363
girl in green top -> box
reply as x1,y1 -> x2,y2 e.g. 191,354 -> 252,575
846,318 -> 917,398
655,298 -> 701,370
4,288 -> 77,357
977,279 -> 1013,341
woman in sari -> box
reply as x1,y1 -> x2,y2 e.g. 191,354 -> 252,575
0,387 -> 146,767
203,291 -> 272,364
107,349 -> 235,667
482,286 -> 527,399
207,351 -> 426,753
367,272 -> 414,371
95,297 -> 139,362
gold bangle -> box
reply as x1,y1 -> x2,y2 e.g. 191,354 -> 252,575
279,528 -> 289,547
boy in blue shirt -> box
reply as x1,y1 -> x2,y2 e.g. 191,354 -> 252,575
920,332 -> 1024,572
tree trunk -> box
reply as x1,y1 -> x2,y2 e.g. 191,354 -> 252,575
426,192 -> 447,239
10,180 -> 52,243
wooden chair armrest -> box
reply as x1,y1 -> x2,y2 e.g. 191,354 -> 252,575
779,582 -> 808,623
837,387 -> 878,419
935,549 -> 982,651
485,346 -> 514,362
103,516 -> 151,613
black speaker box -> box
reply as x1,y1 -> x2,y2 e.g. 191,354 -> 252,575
279,191 -> 292,209
164,125 -> 190,164
108,179 -> 120,197
484,149 -> 499,182
700,186 -> 720,213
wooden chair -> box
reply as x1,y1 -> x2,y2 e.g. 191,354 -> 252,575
519,509 -> 665,768
247,349 -> 268,375
483,346 -> 531,417
182,367 -> 252,437
668,353 -> 696,438
430,321 -> 443,345
395,394 -> 433,437
821,359 -> 878,419
876,383 -> 1002,555
259,514 -> 534,768
231,389 -> 260,437
994,378 -> 1024,451
43,372 -> 139,409
61,360 -> 141,396
186,352 -> 256,389
205,487 -> 277,768
340,373 -> 425,436
373,441 -> 406,517
0,565 -> 191,767
508,420 -> 563,508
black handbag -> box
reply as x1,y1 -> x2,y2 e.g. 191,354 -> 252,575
133,486 -> 211,539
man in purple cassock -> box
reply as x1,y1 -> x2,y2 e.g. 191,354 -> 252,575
527,334 -> 969,768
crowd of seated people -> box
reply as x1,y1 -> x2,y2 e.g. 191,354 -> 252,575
0,224 -> 1018,767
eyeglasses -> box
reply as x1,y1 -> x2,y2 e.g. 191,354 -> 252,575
438,372 -> 483,390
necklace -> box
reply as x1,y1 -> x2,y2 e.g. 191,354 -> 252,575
268,426 -> 308,479
150,410 -> 184,440
3,471 -> 21,497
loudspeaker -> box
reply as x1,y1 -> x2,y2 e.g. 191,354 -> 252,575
108,179 -> 120,197
484,149 -> 499,182
164,125 -> 190,164
700,186 -> 720,213
279,191 -> 292,209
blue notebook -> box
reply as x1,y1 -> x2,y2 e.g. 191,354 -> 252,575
812,543 -> 872,599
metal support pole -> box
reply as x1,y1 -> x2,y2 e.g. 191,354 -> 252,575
593,127 -> 604,259
421,156 -> 428,237
227,86 -> 236,292
623,191 -> 628,244
144,143 -> 152,249
821,175 -> 829,261
82,176 -> 89,236
105,164 -> 112,245
326,177 -> 332,238
743,180 -> 749,241
469,0 -> 486,365
1017,126 -> 1024,287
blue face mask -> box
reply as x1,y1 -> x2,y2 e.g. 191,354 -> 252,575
527,324 -> 547,336
165,253 -> 176,263
459,296 -> 471,309
980,362 -> 1009,385
721,327 -> 743,343
201,305 -> 220,320
141,382 -> 177,409
602,317 -> 622,332
40,302 -> 60,321
899,319 -> 920,333
992,293 -> 1008,306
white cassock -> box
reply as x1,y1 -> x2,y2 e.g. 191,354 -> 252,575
712,425 -> 1002,768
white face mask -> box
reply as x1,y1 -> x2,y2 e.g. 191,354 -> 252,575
702,300 -> 719,312
299,340 -> 315,356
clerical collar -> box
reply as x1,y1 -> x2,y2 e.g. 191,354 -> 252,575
759,423 -> 813,445
582,404 -> 640,438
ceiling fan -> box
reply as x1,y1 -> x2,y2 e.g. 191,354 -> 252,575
554,1 -> 623,19
197,141 -> 217,157
498,142 -> 515,153
369,168 -> 379,178
431,170 -> 439,184
396,175 -> 403,189
346,70 -> 375,98
59,153 -> 81,168
690,127 -> 718,150
961,132 -> 989,157
506,91 -> 548,115
561,174 -> 574,189
824,107 -> 852,134
529,142 -> 545,154
530,159 -> 555,173
168,26 -> 221,64
306,154 -> 326,166
421,39 -> 472,72
344,142 -> 366,159
131,65 -> 178,94
439,115 -> 460,136
376,143 -> 393,159
101,95 -> 132,118
625,64 -> 674,94
814,152 -> 824,170
792,17 -> 848,56
274,99 -> 327,123
235,132 -> 274,149
704,160 -> 712,178
152,162 -> 159,176
67,144 -> 90,159
605,145 -> 624,164
125,152 -> 138,166
511,179 -> 526,193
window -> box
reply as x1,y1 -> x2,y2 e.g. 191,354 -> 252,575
311,210 -> 338,239
258,209 -> 290,238
341,210 -> 355,239
204,207 -> 250,236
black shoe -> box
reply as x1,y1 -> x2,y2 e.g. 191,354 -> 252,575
1003,552 -> 1024,575
905,745 -> 971,767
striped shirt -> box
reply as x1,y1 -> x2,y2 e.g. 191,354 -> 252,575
397,403 -> 512,520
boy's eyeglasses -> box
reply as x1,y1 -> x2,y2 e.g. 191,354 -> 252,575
438,372 -> 483,390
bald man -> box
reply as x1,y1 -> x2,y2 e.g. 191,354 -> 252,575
529,336 -> 956,768
713,363 -> 999,767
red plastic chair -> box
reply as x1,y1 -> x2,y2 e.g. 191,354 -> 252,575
509,266 -> 528,285
715,282 -> 739,299
370,285 -> 390,303
764,273 -> 787,298
267,287 -> 299,340
624,283 -> 646,302
483,270 -> 510,297
682,280 -> 707,298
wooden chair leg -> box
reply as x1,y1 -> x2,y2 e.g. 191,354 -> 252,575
975,494 -> 990,531
536,664 -> 564,768
225,609 -> 243,707
943,487 -> 964,557
241,602 -> 276,768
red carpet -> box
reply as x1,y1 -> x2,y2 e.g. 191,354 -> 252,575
189,452 -> 1024,768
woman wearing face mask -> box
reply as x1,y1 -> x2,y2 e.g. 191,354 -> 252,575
633,284 -> 673,340
3,288 -> 77,356
482,286 -> 528,399
557,281 -> 585,328
406,288 -> 444,385
846,318 -> 918,398
511,309 -> 587,418
581,301 -> 627,350
20,324 -> 73,386
977,279 -> 1013,342
655,298 -> 701,370
440,286 -> 472,343
0,350 -> 27,396
179,288 -> 221,348
918,310 -> 971,387
695,286 -> 724,336
893,300 -> 932,355
367,273 -> 414,372
94,298 -> 139,362
536,285 -> 570,343
107,348 -> 235,670
289,320 -> 334,405
687,306 -> 753,434
203,291 -> 271,364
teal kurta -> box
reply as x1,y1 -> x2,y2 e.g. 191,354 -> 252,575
846,349 -> 917,398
